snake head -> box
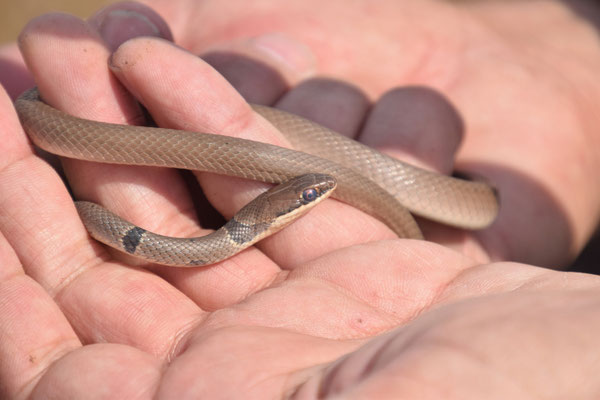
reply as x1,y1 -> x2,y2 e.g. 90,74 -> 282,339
235,173 -> 337,236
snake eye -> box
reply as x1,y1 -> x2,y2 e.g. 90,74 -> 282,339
302,188 -> 318,202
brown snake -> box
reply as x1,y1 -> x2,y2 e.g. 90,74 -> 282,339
15,88 -> 499,266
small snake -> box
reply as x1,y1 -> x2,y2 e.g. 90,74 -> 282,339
15,88 -> 499,267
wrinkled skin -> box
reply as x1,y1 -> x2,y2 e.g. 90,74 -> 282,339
1,0 -> 600,399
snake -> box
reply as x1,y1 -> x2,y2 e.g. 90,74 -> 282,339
15,88 -> 499,267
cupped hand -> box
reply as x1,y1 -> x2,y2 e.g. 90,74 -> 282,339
2,64 -> 600,395
126,0 -> 600,267
2,3 -> 600,399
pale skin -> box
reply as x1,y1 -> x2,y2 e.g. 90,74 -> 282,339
1,0 -> 600,398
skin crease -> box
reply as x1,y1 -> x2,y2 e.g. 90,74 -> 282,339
0,0 -> 600,399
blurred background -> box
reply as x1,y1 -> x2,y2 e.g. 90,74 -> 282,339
0,0 -> 113,44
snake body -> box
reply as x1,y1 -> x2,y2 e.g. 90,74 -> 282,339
75,174 -> 336,266
15,89 -> 499,266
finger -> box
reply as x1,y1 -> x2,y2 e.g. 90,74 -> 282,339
0,230 -> 81,399
275,78 -> 370,138
0,97 -> 82,396
13,15 -> 208,353
110,37 -> 398,270
359,87 -> 492,258
202,32 -> 316,104
19,13 -> 196,248
0,50 -> 99,290
88,1 -> 173,51
359,87 -> 463,174
18,12 -> 196,248
1,215 -> 161,400
0,42 -> 34,100
31,344 -> 162,399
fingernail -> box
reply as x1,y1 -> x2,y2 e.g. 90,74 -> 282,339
248,33 -> 316,78
97,10 -> 161,51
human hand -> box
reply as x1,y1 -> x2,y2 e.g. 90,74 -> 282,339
4,0 -> 600,266
2,4 -> 600,398
1,97 -> 599,397
118,0 -> 600,267
2,75 -> 600,396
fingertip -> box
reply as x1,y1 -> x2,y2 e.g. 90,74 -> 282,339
275,78 -> 370,137
203,33 -> 316,104
89,1 -> 173,51
18,12 -> 101,53
360,87 -> 464,174
16,12 -> 118,118
108,36 -> 283,143
0,86 -> 34,165
0,43 -> 34,100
